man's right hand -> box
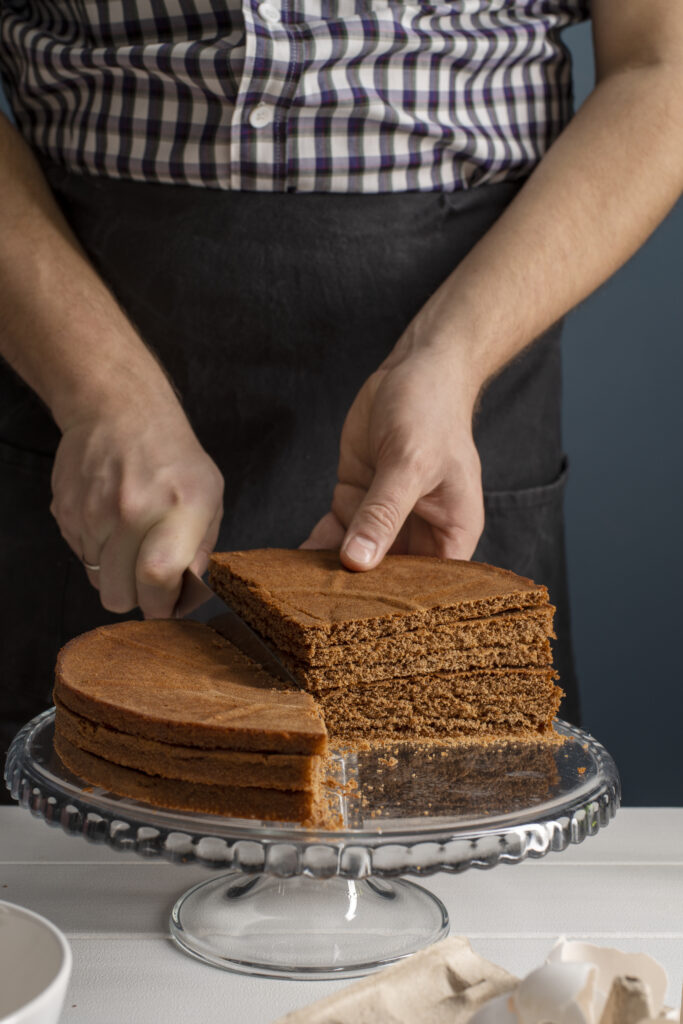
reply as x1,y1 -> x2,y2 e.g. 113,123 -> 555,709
50,394 -> 224,619
0,112 -> 223,619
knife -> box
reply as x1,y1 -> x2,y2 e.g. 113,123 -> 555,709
174,569 -> 300,687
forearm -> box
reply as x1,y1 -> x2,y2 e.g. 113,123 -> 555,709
397,62 -> 683,390
0,113 -> 177,431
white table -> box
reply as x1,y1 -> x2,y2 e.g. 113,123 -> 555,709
1,806 -> 681,1022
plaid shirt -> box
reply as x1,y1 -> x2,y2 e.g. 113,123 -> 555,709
0,0 -> 589,192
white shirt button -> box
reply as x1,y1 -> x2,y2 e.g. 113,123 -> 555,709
249,103 -> 274,129
257,2 -> 281,23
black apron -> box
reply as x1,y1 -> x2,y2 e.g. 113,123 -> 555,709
0,165 -> 580,798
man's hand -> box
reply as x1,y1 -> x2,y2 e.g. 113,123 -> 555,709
302,347 -> 484,570
306,0 -> 683,573
0,114 -> 224,618
51,392 -> 223,618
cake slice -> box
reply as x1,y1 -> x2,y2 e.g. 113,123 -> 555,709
53,619 -> 328,822
209,549 -> 562,742
54,734 -> 321,821
318,667 -> 562,740
55,701 -> 319,791
209,549 -> 550,654
54,619 -> 326,753
283,605 -> 556,667
277,639 -> 554,691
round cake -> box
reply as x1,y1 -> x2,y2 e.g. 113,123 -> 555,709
53,619 -> 327,822
52,550 -> 563,824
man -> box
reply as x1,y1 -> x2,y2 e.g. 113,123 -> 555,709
0,0 -> 681,787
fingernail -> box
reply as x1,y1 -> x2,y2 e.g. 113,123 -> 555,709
343,535 -> 377,566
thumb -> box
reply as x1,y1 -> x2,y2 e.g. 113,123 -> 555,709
340,458 -> 423,571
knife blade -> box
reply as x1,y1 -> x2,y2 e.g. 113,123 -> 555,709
174,569 -> 300,687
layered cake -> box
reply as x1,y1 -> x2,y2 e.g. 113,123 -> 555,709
53,619 -> 327,821
209,550 -> 563,742
53,551 -> 563,824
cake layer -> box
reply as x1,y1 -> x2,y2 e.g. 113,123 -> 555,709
54,620 -> 327,755
209,550 -> 550,652
55,701 -> 320,792
317,669 -> 563,740
280,639 -> 553,692
281,606 -> 556,665
55,733 -> 320,822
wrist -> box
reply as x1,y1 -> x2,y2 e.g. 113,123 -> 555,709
52,345 -> 181,433
387,244 -> 535,400
387,306 -> 487,416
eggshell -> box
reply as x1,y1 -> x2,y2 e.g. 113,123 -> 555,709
513,961 -> 595,1024
468,993 -> 517,1024
547,941 -> 668,1020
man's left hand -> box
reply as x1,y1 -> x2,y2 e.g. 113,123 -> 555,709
301,345 -> 484,570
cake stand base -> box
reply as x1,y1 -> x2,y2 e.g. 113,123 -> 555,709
7,712 -> 621,981
169,872 -> 449,980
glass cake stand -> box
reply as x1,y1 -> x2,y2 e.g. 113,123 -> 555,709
5,709 -> 620,980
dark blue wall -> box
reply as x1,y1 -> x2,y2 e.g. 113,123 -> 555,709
563,23 -> 683,805
1,21 -> 681,805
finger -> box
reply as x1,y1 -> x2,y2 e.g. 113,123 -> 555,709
51,478 -> 116,595
173,569 -> 214,619
329,482 -> 366,531
399,507 -> 481,561
299,512 -> 346,551
425,511 -> 484,562
51,465 -> 116,560
83,566 -> 102,591
411,474 -> 485,560
176,505 -> 225,617
136,506 -> 217,619
79,538 -> 104,591
340,457 -> 424,571
52,502 -> 108,593
188,503 -> 223,579
97,525 -> 143,614
49,495 -> 96,570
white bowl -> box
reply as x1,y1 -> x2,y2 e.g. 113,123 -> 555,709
0,901 -> 72,1024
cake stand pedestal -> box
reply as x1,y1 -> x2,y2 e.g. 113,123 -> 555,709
5,711 -> 619,980
171,874 -> 448,976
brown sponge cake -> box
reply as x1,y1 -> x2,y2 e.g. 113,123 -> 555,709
53,619 -> 328,824
54,552 -> 562,824
278,639 -> 553,691
283,606 -> 556,668
54,733 -> 322,822
55,701 -> 320,792
318,668 -> 561,740
208,550 -> 562,744
209,549 -> 549,655
55,619 -> 326,754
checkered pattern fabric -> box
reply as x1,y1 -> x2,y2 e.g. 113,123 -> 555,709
0,0 -> 589,192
